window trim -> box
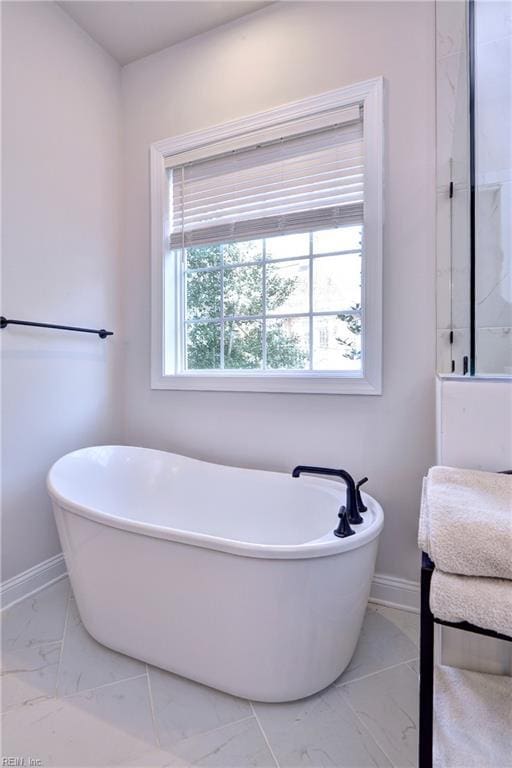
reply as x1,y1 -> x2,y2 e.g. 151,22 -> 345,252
150,78 -> 383,395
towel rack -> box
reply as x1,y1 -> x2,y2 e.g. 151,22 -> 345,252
419,551 -> 512,768
0,316 -> 113,339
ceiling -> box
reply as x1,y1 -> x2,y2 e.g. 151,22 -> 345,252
58,1 -> 273,65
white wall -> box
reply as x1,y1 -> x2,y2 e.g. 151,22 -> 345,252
121,1 -> 436,584
437,377 -> 512,470
1,2 -> 121,581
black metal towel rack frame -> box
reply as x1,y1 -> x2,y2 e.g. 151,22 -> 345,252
419,469 -> 512,768
0,316 -> 113,339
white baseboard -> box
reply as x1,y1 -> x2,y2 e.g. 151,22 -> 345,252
1,556 -> 419,616
369,572 -> 420,613
1,553 -> 67,611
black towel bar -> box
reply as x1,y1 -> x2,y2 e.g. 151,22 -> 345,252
0,316 -> 113,339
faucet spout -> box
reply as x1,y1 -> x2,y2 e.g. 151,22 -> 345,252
292,465 -> 364,525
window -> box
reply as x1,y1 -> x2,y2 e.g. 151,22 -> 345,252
178,227 -> 362,373
151,79 -> 383,394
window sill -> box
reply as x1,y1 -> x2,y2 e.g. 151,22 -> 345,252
151,372 -> 381,395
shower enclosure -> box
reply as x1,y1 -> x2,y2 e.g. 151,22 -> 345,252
436,0 -> 511,376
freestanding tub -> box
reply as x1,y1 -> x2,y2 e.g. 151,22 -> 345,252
47,446 -> 384,702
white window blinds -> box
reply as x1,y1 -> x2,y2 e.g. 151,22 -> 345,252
168,103 -> 364,249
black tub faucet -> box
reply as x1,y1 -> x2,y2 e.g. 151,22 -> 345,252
356,477 -> 369,515
334,506 -> 355,538
292,465 -> 364,525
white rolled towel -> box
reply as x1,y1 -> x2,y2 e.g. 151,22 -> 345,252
419,466 -> 512,579
430,570 -> 512,637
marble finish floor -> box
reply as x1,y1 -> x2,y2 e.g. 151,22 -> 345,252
1,579 -> 419,767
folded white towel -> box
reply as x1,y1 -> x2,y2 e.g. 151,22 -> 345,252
419,466 -> 512,579
434,665 -> 512,768
430,570 -> 512,637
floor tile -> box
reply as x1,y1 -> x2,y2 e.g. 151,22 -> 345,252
1,578 -> 69,652
0,582 -> 423,768
2,675 -> 157,767
149,666 -> 252,750
340,663 -> 419,768
408,659 -> 420,676
253,685 -> 393,767
1,641 -> 61,712
369,605 -> 420,648
111,746 -> 187,767
171,717 -> 276,767
336,608 -> 418,685
57,598 -> 145,696
112,718 -> 275,768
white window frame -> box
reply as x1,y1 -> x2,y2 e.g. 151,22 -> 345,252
150,77 -> 383,395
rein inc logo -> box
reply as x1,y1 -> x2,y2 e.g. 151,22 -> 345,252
2,760 -> 42,766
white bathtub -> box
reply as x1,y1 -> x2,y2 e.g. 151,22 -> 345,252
47,446 -> 384,702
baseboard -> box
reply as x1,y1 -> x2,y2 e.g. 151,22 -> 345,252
1,553 -> 67,610
1,557 -> 420,615
369,572 -> 420,613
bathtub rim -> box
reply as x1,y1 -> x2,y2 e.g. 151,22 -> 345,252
48,445 -> 384,561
